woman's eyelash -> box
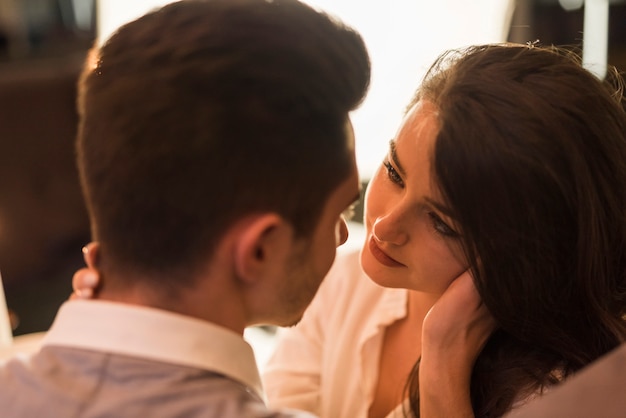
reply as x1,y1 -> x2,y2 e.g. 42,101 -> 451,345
381,158 -> 458,238
428,212 -> 459,238
383,160 -> 403,186
342,203 -> 357,221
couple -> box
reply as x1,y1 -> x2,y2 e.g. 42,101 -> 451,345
4,0 -> 626,417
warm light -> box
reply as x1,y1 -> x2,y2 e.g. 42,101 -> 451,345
0,271 -> 14,348
304,0 -> 515,178
582,0 -> 609,79
97,0 -> 175,45
97,0 -> 515,178
559,0 -> 584,11
84,45 -> 100,71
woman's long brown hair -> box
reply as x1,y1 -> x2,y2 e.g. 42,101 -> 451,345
406,44 -> 626,417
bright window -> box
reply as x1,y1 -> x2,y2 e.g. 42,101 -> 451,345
98,0 -> 515,179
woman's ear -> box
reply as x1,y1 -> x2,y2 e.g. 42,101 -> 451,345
233,214 -> 293,284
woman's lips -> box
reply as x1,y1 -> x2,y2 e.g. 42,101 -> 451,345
368,236 -> 405,267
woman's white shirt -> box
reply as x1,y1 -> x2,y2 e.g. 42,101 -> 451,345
263,248 -> 410,418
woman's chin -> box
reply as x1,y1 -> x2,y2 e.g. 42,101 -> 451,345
361,252 -> 406,289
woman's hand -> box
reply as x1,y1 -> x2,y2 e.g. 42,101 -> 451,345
69,242 -> 101,300
419,271 -> 496,418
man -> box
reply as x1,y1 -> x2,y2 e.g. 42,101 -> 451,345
0,0 -> 370,416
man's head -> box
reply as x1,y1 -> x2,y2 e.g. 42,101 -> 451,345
76,0 -> 370,305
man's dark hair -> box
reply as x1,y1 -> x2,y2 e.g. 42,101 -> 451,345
76,0 -> 370,284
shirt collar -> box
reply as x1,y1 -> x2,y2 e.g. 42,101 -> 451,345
42,300 -> 263,399
380,286 -> 409,320
359,282 -> 409,347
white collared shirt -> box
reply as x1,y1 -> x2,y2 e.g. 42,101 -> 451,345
263,248 -> 409,418
0,299 -> 319,417
43,299 -> 264,399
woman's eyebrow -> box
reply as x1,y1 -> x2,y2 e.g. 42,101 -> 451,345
424,196 -> 456,220
389,137 -> 456,220
389,139 -> 406,176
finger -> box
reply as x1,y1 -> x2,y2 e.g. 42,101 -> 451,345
72,268 -> 99,295
444,270 -> 480,307
72,288 -> 94,300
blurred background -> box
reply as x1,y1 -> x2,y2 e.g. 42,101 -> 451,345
0,0 -> 625,340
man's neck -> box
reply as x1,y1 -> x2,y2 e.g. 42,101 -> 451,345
97,278 -> 249,335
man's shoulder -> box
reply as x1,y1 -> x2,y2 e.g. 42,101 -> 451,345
0,346 -> 288,418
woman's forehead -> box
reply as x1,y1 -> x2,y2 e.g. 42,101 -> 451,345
395,100 -> 440,155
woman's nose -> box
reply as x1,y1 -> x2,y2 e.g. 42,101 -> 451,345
372,211 -> 408,246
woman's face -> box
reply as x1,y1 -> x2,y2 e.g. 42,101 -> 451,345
360,100 -> 467,294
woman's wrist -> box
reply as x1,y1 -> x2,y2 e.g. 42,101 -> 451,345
419,348 -> 475,418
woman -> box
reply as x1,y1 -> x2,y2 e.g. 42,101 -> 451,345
262,43 -> 626,418
74,43 -> 626,417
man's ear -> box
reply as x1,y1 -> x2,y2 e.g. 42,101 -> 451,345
233,214 -> 293,284
82,241 -> 100,269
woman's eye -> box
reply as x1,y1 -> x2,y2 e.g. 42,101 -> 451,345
428,212 -> 459,238
383,160 -> 403,186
